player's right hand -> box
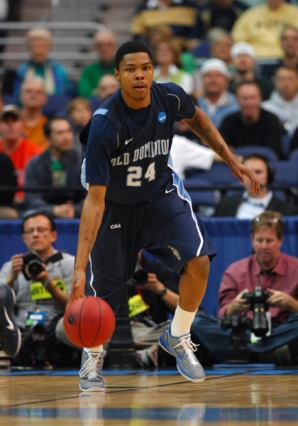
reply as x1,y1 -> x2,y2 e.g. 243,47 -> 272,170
70,269 -> 86,301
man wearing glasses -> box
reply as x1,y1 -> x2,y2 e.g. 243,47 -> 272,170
0,211 -> 80,368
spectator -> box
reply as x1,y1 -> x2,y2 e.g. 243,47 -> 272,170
153,40 -> 194,94
262,67 -> 298,137
219,81 -> 284,158
196,58 -> 239,128
130,0 -> 205,51
66,98 -> 92,154
213,153 -> 298,218
231,0 -> 298,58
78,30 -> 117,99
201,0 -> 249,35
0,105 -> 42,201
89,74 -> 120,113
0,152 -> 18,219
19,76 -> 49,150
191,211 -> 298,366
0,211 -> 81,367
192,27 -> 234,64
13,27 -> 74,104
261,24 -> 298,80
229,42 -> 274,101
23,117 -> 86,219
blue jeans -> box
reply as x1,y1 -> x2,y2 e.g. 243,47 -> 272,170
191,312 -> 298,363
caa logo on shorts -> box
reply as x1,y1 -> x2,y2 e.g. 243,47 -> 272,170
158,111 -> 167,123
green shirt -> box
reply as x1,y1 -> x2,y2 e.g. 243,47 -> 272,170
78,61 -> 115,98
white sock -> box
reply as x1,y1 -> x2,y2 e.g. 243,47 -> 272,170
170,304 -> 197,337
84,345 -> 103,353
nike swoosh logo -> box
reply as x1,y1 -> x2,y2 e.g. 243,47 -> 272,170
125,138 -> 133,145
3,307 -> 14,330
165,188 -> 175,194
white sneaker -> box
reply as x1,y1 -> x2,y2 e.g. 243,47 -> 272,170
79,349 -> 105,392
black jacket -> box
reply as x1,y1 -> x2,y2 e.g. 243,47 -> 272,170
213,193 -> 298,217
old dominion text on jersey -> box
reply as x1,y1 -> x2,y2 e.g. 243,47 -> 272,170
85,82 -> 195,204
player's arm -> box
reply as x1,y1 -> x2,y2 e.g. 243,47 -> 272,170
185,106 -> 261,196
71,184 -> 107,300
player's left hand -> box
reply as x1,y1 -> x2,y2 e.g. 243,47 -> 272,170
229,158 -> 261,196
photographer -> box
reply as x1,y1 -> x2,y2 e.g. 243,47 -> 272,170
0,211 -> 81,367
191,211 -> 298,365
127,250 -> 179,367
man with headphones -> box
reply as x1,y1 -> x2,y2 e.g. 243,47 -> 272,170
213,153 -> 298,217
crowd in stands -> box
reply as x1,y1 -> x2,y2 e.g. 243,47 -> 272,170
1,0 -> 298,371
0,0 -> 297,220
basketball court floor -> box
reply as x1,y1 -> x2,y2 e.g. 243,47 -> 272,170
1,364 -> 298,425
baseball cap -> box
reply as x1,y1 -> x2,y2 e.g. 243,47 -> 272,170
0,105 -> 21,121
200,58 -> 229,77
231,42 -> 256,59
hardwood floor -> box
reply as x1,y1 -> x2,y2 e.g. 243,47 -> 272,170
0,367 -> 298,425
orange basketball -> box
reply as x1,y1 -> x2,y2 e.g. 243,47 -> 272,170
63,296 -> 116,348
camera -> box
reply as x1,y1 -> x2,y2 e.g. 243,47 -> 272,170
242,286 -> 270,338
220,286 -> 270,363
220,315 -> 252,363
22,251 -> 63,280
127,262 -> 148,287
22,252 -> 44,279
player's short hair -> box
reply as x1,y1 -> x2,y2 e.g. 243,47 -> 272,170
115,41 -> 153,70
251,211 -> 284,239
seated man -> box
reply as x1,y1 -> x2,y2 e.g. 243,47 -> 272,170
0,211 -> 81,367
219,81 -> 284,159
213,153 -> 298,218
127,250 -> 180,367
23,117 -> 86,219
191,211 -> 298,366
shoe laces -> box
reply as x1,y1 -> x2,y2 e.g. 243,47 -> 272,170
174,334 -> 199,353
79,352 -> 103,380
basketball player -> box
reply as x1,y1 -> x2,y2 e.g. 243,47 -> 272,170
71,41 -> 260,392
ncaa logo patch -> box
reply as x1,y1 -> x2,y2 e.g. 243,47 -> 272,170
158,111 -> 167,123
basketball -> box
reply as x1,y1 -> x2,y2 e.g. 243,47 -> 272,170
63,296 -> 116,348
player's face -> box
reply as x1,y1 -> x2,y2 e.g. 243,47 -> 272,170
114,52 -> 154,109
251,227 -> 282,269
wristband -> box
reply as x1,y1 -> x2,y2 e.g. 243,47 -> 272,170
158,287 -> 167,297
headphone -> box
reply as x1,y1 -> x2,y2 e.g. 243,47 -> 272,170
243,153 -> 275,185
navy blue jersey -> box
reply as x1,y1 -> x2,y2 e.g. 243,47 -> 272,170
84,82 -> 195,204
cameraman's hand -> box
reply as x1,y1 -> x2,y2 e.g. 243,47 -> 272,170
140,273 -> 164,293
227,289 -> 251,315
29,263 -> 49,284
267,288 -> 298,312
7,254 -> 24,286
